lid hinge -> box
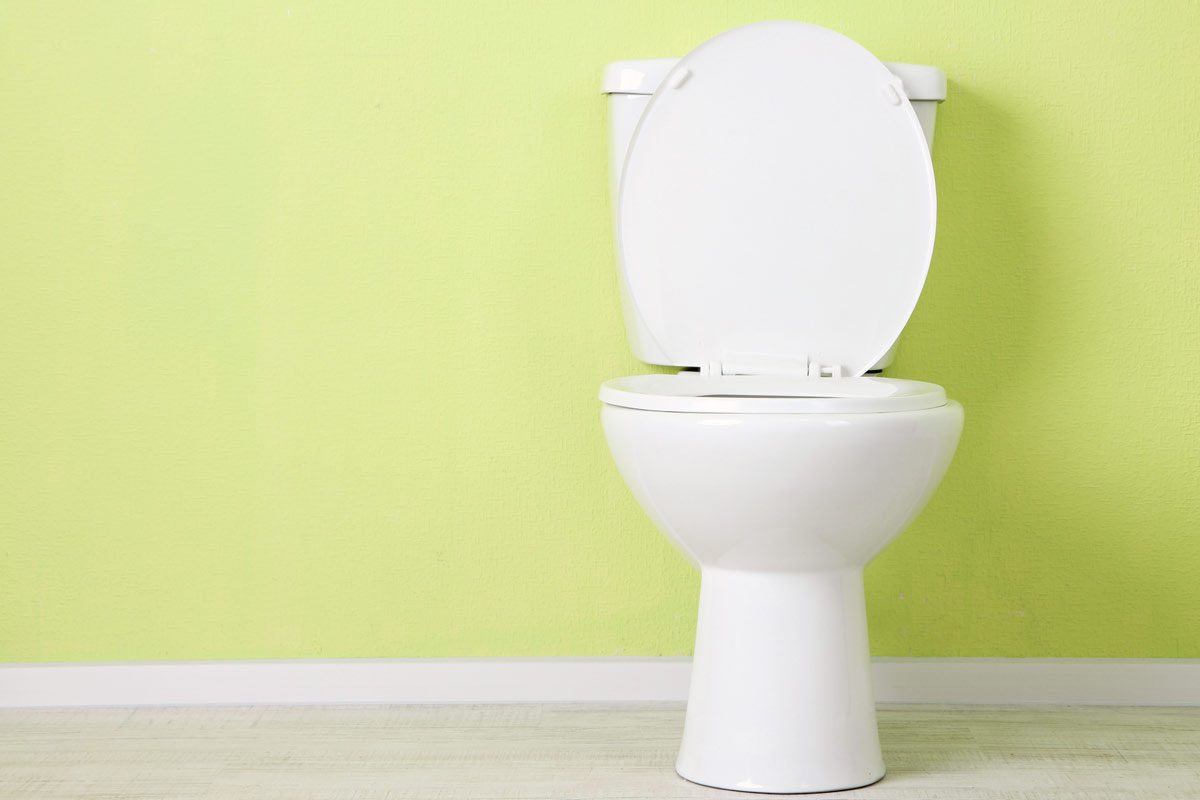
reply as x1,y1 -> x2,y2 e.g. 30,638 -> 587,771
697,352 -> 844,378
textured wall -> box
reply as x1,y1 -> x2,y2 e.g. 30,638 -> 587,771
2,1 -> 1198,661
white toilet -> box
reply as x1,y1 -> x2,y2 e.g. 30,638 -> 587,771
598,22 -> 965,794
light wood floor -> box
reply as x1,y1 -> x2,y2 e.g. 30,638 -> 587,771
1,704 -> 1198,799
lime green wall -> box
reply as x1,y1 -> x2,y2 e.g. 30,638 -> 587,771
2,1 -> 1198,662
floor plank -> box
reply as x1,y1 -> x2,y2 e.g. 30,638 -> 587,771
1,704 -> 1198,799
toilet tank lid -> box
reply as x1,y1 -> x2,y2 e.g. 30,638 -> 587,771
602,56 -> 946,101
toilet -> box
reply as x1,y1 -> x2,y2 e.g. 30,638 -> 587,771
598,21 -> 965,794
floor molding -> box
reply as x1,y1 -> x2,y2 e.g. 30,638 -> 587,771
2,657 -> 1198,708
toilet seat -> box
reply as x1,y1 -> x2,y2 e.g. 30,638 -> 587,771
617,21 -> 937,379
599,374 -> 947,414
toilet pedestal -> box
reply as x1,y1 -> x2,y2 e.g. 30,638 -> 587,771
676,567 -> 885,794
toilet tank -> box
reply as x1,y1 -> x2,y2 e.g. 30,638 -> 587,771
602,57 -> 947,371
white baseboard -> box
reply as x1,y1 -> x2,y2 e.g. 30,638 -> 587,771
1,657 -> 1198,708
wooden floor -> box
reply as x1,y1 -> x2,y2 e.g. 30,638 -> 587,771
1,704 -> 1198,799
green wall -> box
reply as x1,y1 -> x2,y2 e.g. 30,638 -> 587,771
2,1 -> 1198,662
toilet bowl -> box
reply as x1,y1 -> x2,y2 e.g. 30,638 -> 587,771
602,376 -> 962,791
596,21 -> 964,794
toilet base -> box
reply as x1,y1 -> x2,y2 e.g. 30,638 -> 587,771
677,770 -> 885,796
675,566 -> 885,794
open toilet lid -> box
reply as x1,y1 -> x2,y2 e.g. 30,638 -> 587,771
617,21 -> 937,377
